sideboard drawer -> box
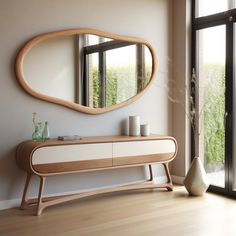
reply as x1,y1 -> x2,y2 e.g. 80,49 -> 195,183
113,140 -> 176,166
32,143 -> 112,173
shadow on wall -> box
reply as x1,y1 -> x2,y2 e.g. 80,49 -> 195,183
10,47 -> 20,88
0,147 -> 25,201
120,117 -> 129,136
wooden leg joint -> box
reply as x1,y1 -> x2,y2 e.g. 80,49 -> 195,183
36,176 -> 46,216
20,173 -> 32,210
162,163 -> 173,191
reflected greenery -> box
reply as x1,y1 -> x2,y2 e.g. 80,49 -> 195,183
92,65 -> 151,108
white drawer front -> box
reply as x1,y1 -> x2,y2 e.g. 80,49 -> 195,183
32,143 -> 112,165
113,140 -> 176,158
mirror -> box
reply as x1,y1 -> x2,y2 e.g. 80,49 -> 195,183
16,29 -> 157,114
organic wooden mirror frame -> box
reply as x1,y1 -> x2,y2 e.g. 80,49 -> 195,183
15,29 -> 157,114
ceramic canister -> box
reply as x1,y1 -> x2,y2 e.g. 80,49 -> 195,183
140,124 -> 150,136
129,116 -> 140,136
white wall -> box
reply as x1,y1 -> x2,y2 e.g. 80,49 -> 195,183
0,0 -> 173,209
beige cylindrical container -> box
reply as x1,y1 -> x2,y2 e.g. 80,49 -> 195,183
140,124 -> 150,136
129,116 -> 140,136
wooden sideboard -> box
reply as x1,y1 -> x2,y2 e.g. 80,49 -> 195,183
16,135 -> 177,215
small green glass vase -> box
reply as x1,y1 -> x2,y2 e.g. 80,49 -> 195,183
32,125 -> 42,141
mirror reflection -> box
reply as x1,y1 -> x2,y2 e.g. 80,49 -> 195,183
24,34 -> 152,108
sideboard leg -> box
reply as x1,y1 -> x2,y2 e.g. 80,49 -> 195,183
149,165 -> 153,181
163,163 -> 173,191
36,176 -> 46,216
20,173 -> 32,210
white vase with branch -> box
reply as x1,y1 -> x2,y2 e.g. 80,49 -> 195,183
156,68 -> 209,195
183,69 -> 209,196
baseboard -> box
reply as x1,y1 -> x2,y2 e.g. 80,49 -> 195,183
0,198 -> 21,211
171,175 -> 185,185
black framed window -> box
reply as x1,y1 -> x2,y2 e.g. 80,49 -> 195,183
83,40 -> 146,108
83,39 -> 134,108
192,0 -> 236,197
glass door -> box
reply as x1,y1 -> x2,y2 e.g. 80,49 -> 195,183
196,25 -> 226,189
193,0 -> 236,197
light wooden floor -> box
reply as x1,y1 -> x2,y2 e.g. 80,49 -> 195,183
0,186 -> 236,236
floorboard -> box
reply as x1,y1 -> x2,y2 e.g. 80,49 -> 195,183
0,186 -> 236,236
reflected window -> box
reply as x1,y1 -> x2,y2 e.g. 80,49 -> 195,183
81,39 -> 151,108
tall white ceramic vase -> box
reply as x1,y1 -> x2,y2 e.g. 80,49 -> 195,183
183,157 -> 209,196
129,116 -> 140,136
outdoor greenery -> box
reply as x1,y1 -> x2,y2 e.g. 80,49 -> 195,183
203,64 -> 225,169
92,65 -> 151,108
92,65 -> 136,108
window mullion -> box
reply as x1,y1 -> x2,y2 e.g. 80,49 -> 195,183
225,22 -> 234,193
